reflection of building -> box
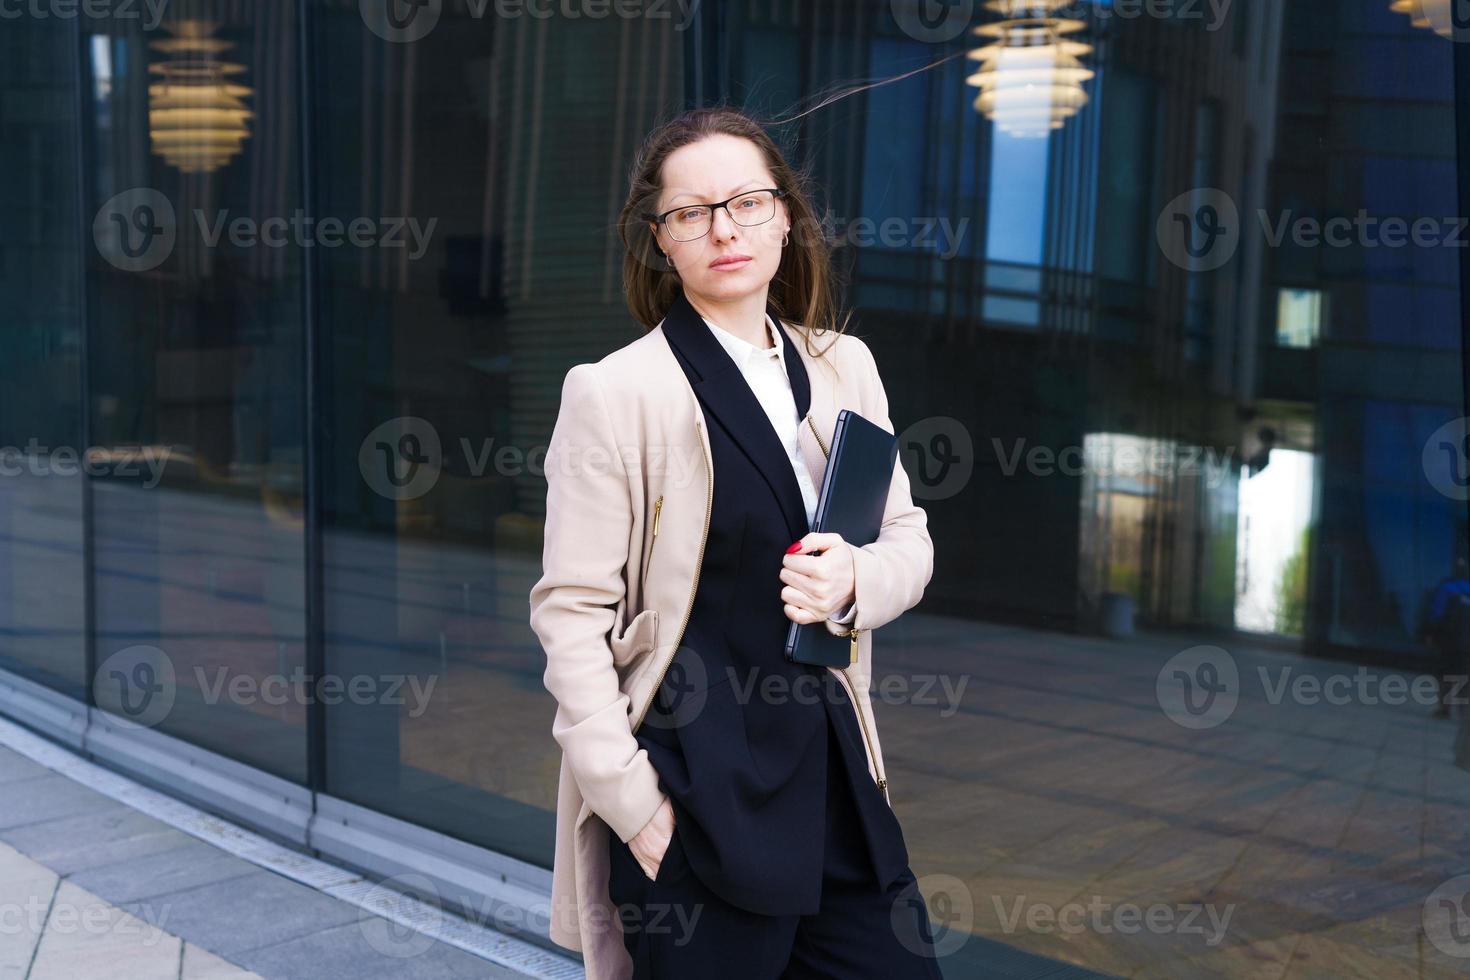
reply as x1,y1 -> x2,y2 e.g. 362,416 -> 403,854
748,1 -> 1460,666
786,3 -> 1289,637
1258,0 -> 1466,661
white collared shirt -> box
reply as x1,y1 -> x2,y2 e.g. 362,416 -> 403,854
701,312 -> 856,626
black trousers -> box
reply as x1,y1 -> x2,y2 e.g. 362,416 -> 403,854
607,709 -> 946,979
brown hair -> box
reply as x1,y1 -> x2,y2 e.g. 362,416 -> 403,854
617,105 -> 850,360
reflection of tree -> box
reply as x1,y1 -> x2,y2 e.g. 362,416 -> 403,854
1275,527 -> 1311,635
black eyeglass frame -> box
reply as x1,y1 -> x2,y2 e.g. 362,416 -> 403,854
648,187 -> 788,241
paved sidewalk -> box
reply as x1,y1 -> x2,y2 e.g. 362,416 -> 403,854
0,837 -> 261,979
0,739 -> 549,980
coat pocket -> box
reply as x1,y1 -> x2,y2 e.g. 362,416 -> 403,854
609,607 -> 660,669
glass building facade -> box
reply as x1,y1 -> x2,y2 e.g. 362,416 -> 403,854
3,1 -> 1469,976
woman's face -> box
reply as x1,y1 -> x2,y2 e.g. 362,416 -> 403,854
650,134 -> 790,306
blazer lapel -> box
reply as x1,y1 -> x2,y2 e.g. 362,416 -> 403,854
661,290 -> 812,542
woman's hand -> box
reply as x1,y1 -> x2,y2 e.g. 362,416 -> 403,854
780,532 -> 857,624
628,796 -> 676,880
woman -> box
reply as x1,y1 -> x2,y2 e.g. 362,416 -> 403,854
529,106 -> 940,980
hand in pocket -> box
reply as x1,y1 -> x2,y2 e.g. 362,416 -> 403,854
628,796 -> 676,881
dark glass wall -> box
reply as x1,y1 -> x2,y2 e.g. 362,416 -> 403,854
307,3 -> 686,863
79,2 -> 307,780
0,19 -> 88,700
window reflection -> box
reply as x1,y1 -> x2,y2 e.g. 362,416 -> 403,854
83,2 -> 306,781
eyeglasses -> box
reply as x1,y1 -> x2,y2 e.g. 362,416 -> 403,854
650,188 -> 785,243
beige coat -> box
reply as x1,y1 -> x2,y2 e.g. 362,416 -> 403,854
528,313 -> 933,979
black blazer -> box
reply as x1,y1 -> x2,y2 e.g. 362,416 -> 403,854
631,290 -> 909,915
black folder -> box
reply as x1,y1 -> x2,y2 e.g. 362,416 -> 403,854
784,409 -> 898,667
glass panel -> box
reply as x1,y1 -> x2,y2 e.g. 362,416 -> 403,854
0,20 -> 87,700
309,2 -> 686,863
81,2 -> 307,782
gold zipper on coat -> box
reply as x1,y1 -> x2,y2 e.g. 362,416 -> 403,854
631,439 -> 712,734
804,412 -> 889,805
639,495 -> 665,599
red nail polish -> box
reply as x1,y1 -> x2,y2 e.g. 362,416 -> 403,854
785,541 -> 803,554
